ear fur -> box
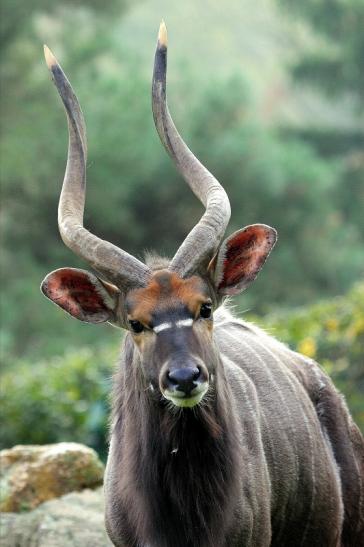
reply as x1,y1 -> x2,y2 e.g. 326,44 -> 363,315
210,224 -> 277,296
41,268 -> 120,323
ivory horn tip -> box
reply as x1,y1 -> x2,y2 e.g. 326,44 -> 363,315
44,44 -> 58,69
158,20 -> 168,48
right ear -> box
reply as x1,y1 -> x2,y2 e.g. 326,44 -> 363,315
41,268 -> 120,324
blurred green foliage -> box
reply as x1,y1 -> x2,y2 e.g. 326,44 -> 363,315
1,0 -> 124,50
1,285 -> 362,459
0,345 -> 117,460
279,0 -> 364,106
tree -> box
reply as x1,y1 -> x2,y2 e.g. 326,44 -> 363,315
1,0 -> 123,50
277,0 -> 364,242
279,0 -> 364,108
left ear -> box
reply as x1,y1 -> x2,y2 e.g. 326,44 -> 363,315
209,224 -> 277,296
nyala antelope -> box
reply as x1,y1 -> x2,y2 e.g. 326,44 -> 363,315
42,22 -> 363,547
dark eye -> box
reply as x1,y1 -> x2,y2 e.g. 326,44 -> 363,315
129,320 -> 144,334
200,303 -> 212,319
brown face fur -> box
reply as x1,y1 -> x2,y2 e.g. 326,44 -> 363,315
124,270 -> 215,400
126,270 -> 212,329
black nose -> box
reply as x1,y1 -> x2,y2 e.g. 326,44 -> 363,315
167,367 -> 201,396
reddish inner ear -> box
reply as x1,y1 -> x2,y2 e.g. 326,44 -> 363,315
42,268 -> 113,322
217,225 -> 276,294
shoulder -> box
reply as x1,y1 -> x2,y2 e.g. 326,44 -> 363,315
213,303 -> 330,393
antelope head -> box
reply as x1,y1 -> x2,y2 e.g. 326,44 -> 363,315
41,22 -> 277,408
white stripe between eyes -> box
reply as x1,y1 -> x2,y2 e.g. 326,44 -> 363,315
153,322 -> 172,333
153,318 -> 194,333
176,318 -> 194,328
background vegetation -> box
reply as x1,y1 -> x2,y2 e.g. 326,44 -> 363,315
1,0 -> 363,454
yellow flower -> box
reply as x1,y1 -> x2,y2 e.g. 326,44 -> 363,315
298,337 -> 317,358
346,317 -> 364,340
353,317 -> 364,335
326,318 -> 338,332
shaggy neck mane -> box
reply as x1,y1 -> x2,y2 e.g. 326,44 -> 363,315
112,336 -> 240,547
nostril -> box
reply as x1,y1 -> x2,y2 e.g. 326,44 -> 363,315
193,367 -> 201,381
167,370 -> 179,386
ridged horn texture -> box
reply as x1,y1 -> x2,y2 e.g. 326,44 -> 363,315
152,22 -> 231,277
44,45 -> 151,290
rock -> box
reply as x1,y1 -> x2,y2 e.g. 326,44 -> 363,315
0,487 -> 112,546
0,443 -> 104,512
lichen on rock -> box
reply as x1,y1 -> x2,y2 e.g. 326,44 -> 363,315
0,487 -> 112,546
0,443 -> 104,513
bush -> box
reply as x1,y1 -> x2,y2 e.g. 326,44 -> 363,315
0,345 -> 119,459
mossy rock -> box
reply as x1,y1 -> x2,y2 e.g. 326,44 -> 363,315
0,487 -> 112,546
0,443 -> 104,512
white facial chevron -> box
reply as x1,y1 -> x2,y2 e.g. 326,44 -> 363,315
153,318 -> 193,334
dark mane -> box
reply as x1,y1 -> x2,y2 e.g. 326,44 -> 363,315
111,335 -> 240,547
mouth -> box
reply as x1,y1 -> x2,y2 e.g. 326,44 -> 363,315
162,383 -> 209,408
